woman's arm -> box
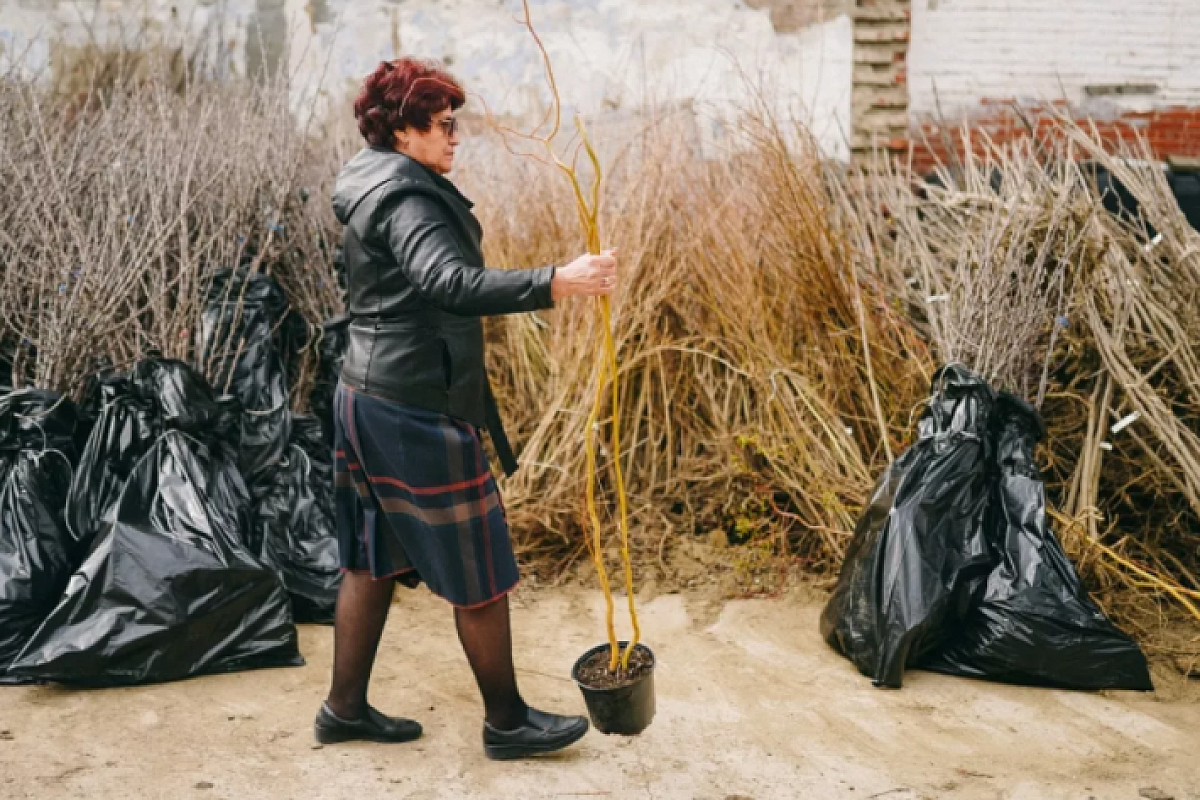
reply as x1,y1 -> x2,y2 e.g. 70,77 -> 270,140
382,193 -> 554,316
382,194 -> 617,315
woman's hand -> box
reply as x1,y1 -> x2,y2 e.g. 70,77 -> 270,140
550,249 -> 618,301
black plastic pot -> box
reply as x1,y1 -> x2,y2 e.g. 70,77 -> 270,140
572,642 -> 656,736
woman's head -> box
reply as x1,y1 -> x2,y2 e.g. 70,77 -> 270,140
354,58 -> 465,175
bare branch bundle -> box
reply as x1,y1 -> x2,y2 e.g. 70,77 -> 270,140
0,41 -> 342,403
879,134 -> 1094,398
882,112 -> 1200,637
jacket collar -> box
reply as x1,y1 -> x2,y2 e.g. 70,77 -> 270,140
332,145 -> 474,225
370,146 -> 474,209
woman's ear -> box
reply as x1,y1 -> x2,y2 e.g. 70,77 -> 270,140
393,128 -> 409,150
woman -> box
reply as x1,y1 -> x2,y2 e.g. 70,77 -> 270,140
315,58 -> 617,761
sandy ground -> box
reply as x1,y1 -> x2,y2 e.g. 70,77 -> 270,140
1,584 -> 1198,800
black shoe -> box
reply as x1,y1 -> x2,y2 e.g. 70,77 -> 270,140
314,702 -> 423,744
483,708 -> 589,760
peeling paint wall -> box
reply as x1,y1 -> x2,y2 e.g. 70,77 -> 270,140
745,0 -> 851,33
0,0 -> 856,160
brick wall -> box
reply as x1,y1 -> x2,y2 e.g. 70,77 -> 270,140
881,0 -> 1200,171
906,105 -> 1200,177
852,0 -> 911,156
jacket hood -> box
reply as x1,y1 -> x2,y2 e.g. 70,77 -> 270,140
332,146 -> 471,225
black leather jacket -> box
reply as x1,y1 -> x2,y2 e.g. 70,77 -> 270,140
332,146 -> 555,474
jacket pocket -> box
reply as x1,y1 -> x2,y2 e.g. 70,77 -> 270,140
440,319 -> 484,392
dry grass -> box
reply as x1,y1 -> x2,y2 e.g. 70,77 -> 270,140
460,111 -> 931,583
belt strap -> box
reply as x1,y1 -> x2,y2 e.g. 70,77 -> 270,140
483,380 -> 519,477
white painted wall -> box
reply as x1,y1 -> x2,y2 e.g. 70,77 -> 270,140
908,0 -> 1200,119
0,0 -> 855,160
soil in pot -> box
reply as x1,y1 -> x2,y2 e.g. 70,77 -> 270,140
575,644 -> 653,690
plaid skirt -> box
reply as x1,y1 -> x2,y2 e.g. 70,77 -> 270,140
332,382 -> 519,608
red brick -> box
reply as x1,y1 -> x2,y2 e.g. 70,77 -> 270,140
900,103 -> 1200,167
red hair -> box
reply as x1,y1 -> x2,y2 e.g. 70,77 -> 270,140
353,58 -> 466,147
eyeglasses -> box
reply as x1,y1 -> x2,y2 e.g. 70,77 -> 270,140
433,116 -> 459,137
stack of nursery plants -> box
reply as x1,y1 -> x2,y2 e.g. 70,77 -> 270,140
0,44 -> 348,685
1,39 -> 1198,683
839,123 -> 1200,651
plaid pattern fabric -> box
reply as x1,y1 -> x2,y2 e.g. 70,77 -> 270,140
332,382 -> 519,608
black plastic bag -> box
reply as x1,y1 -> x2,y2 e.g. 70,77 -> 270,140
1167,167 -> 1200,232
67,363 -> 245,553
0,452 -> 76,683
129,358 -> 242,443
291,413 -> 330,466
0,388 -> 81,463
197,269 -> 292,487
310,314 -> 350,447
0,390 -> 80,682
257,416 -> 341,624
65,378 -> 161,553
820,365 -> 995,688
239,394 -> 291,492
919,395 -> 1153,690
9,430 -> 302,685
1081,161 -> 1154,235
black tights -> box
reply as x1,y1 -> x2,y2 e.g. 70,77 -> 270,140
325,572 -> 527,731
454,594 -> 528,731
325,571 -> 394,719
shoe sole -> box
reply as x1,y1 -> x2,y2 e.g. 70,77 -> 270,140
314,725 -> 422,745
483,724 -> 589,761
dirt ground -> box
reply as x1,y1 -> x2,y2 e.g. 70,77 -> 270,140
2,583 -> 1198,800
